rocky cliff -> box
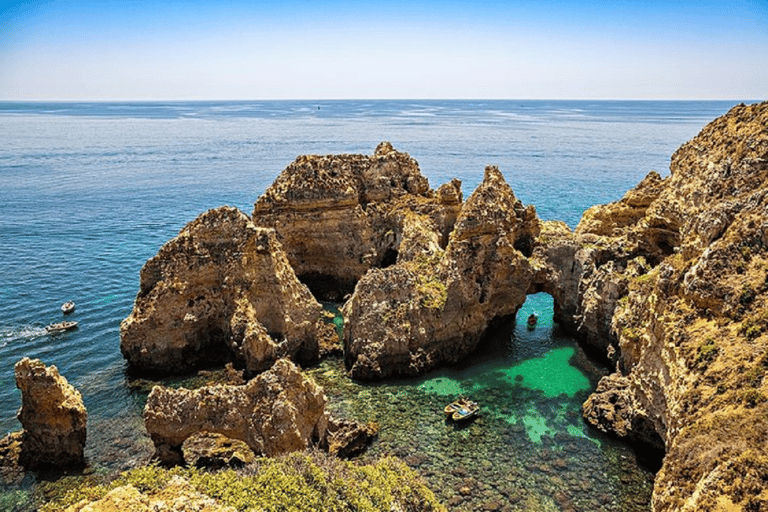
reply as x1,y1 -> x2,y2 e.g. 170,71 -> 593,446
577,102 -> 768,511
343,165 -> 540,379
120,207 -> 335,375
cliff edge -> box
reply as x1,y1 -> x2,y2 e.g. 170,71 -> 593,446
578,102 -> 768,511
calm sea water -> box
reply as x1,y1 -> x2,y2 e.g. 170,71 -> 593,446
0,100 -> 740,509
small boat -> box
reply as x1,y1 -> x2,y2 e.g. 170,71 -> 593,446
444,397 -> 469,415
46,321 -> 78,333
61,301 -> 76,314
452,400 -> 480,421
444,397 -> 479,421
526,313 -> 538,330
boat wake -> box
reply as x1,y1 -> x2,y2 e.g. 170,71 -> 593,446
0,325 -> 49,344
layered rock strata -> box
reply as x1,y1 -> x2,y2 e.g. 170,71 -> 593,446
144,359 -> 329,465
13,357 -> 87,468
120,207 -> 335,375
252,142 -> 461,299
577,102 -> 768,510
343,165 -> 540,379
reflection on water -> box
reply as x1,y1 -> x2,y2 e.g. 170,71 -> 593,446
309,293 -> 654,511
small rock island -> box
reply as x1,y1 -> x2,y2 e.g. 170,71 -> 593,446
117,103 -> 767,510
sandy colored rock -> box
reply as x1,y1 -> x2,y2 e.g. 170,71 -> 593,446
144,359 -> 329,465
322,417 -> 379,459
576,102 -> 768,511
181,431 -> 256,469
252,142 -> 455,299
120,207 -> 326,375
343,165 -> 540,379
14,357 -> 86,469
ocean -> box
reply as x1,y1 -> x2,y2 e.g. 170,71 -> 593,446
0,100 -> 741,510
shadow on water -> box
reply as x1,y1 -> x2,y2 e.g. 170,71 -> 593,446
310,292 -> 655,511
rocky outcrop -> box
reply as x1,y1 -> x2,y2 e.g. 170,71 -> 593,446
120,207 -> 336,375
252,142 -> 460,299
144,359 -> 329,465
576,102 -> 768,511
181,432 -> 256,469
13,358 -> 87,469
322,417 -> 379,459
343,166 -> 540,379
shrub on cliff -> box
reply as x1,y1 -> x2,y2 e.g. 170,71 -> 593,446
37,451 -> 445,512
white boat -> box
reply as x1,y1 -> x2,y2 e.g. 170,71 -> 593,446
46,321 -> 78,333
61,301 -> 75,314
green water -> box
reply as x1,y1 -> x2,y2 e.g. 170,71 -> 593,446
310,293 -> 654,511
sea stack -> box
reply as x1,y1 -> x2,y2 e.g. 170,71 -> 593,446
14,357 -> 87,469
120,207 -> 335,376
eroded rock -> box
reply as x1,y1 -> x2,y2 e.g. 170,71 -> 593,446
343,165 -> 540,379
14,357 -> 87,469
322,417 -> 379,459
181,431 -> 256,469
144,359 -> 329,465
120,207 -> 335,375
252,142 -> 456,299
577,102 -> 768,511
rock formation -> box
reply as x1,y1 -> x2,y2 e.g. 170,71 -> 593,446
144,359 -> 329,465
252,142 -> 460,299
120,207 -> 336,375
181,431 -> 256,469
576,102 -> 768,510
321,417 -> 379,459
13,357 -> 87,469
122,103 -> 768,509
343,165 -> 540,379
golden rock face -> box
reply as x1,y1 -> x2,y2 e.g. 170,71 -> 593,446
574,102 -> 768,511
14,357 -> 87,468
143,358 -> 329,464
119,207 -> 326,376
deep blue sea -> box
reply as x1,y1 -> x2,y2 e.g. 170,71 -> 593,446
0,100 -> 742,509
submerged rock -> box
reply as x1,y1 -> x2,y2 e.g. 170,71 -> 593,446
343,165 -> 540,379
120,207 -> 335,375
13,357 -> 87,469
144,359 -> 329,465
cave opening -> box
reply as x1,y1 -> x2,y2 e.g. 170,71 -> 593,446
298,272 -> 356,302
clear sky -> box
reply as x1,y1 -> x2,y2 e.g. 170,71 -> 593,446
0,0 -> 766,100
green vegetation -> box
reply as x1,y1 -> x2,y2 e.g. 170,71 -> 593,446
697,337 -> 719,366
37,451 -> 445,512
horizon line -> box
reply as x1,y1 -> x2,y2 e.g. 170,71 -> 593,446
0,97 -> 762,103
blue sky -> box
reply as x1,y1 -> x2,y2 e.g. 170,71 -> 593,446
0,0 -> 766,100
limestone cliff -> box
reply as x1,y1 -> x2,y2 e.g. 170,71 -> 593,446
343,166 -> 540,379
144,359 -> 329,465
14,358 -> 87,469
578,102 -> 768,511
120,207 -> 335,375
252,142 -> 459,299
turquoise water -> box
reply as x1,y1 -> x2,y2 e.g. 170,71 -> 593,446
0,100 -> 742,509
310,293 -> 652,511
